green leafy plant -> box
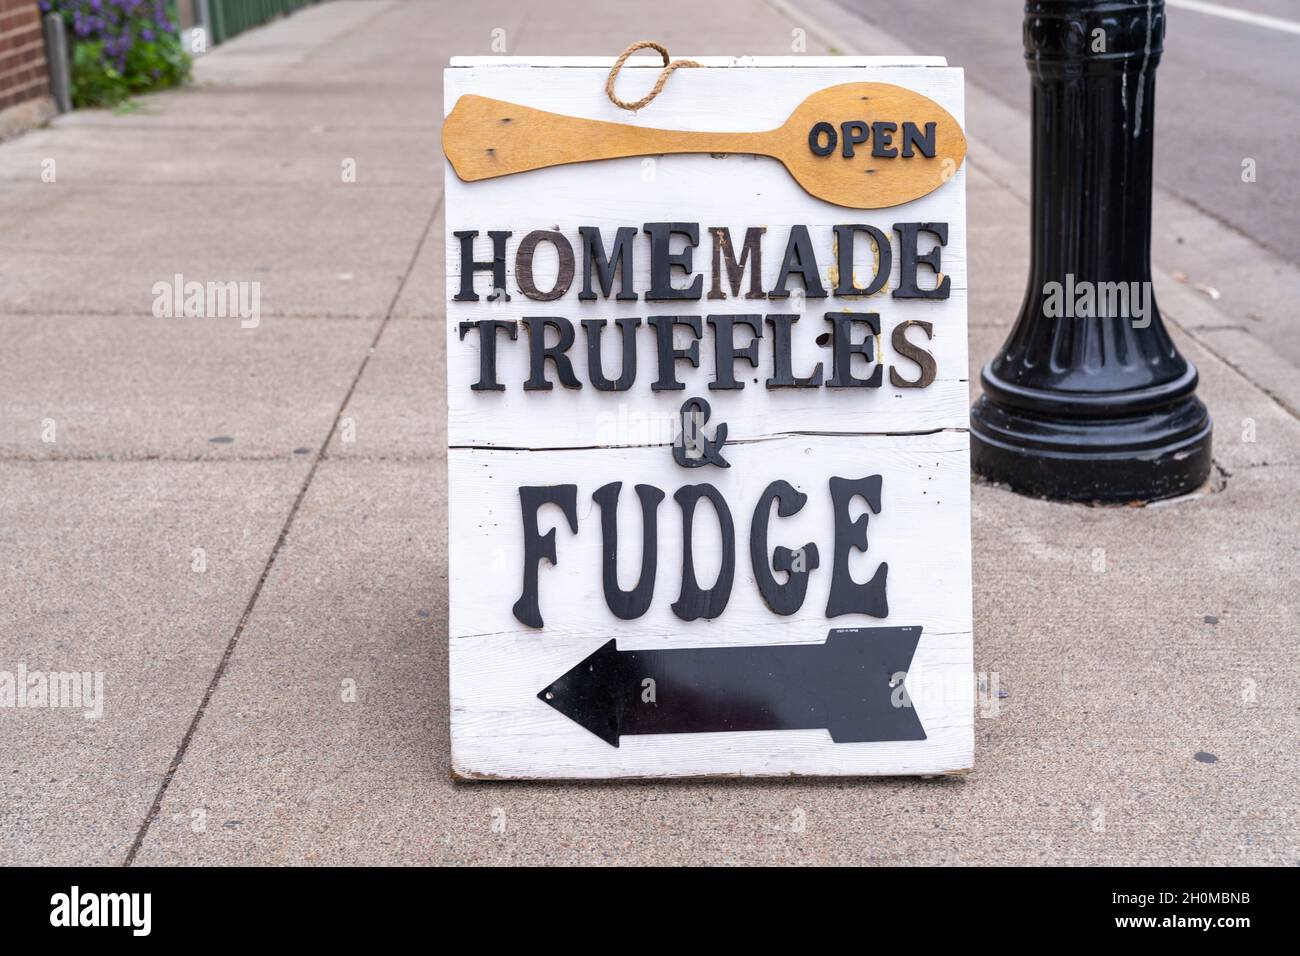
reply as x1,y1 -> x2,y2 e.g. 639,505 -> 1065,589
43,1 -> 191,109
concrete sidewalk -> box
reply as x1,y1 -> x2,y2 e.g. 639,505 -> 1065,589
1,0 -> 1296,866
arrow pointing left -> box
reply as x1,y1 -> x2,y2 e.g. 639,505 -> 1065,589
537,627 -> 926,747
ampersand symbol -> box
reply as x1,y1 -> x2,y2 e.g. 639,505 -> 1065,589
673,397 -> 729,468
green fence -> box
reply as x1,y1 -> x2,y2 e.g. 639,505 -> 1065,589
208,0 -> 324,46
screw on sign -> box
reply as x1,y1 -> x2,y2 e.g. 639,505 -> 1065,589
443,52 -> 973,780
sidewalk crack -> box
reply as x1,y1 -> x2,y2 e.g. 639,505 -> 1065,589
122,194 -> 444,866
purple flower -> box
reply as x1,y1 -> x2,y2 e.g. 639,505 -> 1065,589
48,0 -> 187,104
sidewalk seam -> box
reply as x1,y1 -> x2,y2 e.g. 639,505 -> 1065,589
121,193 -> 443,866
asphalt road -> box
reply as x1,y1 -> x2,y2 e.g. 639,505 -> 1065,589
830,0 -> 1300,268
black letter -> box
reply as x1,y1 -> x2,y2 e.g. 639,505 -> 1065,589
707,315 -> 762,390
594,482 -> 664,620
457,320 -> 518,391
579,226 -> 637,301
765,315 -> 823,388
871,121 -> 897,158
672,484 -> 735,621
901,121 -> 936,158
769,225 -> 827,299
647,315 -> 701,391
512,485 -> 579,628
833,224 -> 891,297
841,120 -> 869,158
522,317 -> 582,391
751,480 -> 819,616
808,121 -> 837,156
893,222 -> 951,299
826,475 -> 887,618
582,318 -> 640,391
454,230 -> 510,302
644,222 -> 703,301
825,313 -> 884,388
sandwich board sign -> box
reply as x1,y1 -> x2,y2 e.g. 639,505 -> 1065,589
443,55 -> 972,779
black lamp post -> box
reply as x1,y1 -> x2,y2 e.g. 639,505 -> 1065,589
970,0 -> 1211,502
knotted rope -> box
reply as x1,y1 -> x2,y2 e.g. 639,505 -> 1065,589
605,40 -> 700,111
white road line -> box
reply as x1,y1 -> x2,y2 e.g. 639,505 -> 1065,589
1166,0 -> 1300,37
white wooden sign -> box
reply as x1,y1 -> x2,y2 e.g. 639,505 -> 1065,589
443,56 -> 972,779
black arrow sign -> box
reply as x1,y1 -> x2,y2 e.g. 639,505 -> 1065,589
537,627 -> 925,747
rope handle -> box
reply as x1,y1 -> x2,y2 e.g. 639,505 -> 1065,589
605,41 -> 700,111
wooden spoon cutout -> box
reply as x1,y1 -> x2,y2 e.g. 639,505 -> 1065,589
442,82 -> 966,210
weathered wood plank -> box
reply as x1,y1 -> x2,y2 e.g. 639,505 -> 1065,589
448,432 -> 973,778
444,59 -> 972,779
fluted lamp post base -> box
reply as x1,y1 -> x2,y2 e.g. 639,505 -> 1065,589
971,0 -> 1212,503
970,390 -> 1212,503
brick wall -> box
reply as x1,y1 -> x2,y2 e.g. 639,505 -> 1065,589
0,0 -> 50,114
